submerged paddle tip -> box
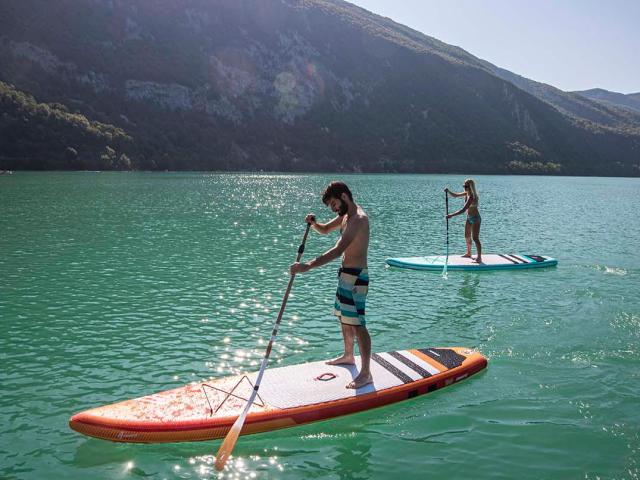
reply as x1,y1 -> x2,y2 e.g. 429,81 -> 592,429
215,422 -> 243,471
215,448 -> 234,471
215,445 -> 233,471
214,456 -> 228,471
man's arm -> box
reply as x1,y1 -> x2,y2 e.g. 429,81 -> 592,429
311,215 -> 343,235
306,217 -> 360,269
290,217 -> 360,274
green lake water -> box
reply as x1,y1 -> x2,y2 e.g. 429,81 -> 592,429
1,172 -> 639,479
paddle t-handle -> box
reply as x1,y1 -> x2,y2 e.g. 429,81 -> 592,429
214,222 -> 312,471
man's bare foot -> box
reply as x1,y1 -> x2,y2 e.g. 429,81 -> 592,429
326,355 -> 355,366
461,253 -> 472,258
346,372 -> 373,389
472,257 -> 483,263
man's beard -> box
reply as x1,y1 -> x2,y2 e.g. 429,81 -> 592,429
337,200 -> 348,216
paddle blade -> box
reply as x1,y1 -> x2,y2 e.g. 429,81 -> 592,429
214,417 -> 244,471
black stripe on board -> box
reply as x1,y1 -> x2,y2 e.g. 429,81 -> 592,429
388,351 -> 432,378
505,254 -> 526,264
525,254 -> 545,262
510,254 -> 530,263
417,348 -> 466,370
498,254 -> 518,264
371,353 -> 413,384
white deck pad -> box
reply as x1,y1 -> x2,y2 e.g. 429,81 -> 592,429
250,349 -> 444,410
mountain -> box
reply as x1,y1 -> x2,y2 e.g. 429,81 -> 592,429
573,88 -> 640,114
482,66 -> 640,136
0,0 -> 638,175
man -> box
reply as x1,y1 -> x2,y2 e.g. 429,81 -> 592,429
290,181 -> 372,389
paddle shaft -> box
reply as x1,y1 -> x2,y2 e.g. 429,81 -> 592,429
215,222 -> 312,471
445,191 -> 449,259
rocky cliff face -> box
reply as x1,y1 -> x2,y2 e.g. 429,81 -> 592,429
485,65 -> 640,134
0,0 -> 638,175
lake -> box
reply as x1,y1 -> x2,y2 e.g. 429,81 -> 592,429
1,172 -> 639,479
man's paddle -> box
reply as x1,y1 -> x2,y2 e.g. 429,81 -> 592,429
214,221 -> 312,471
443,190 -> 449,278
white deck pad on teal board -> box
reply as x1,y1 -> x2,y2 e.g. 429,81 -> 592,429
386,254 -> 557,271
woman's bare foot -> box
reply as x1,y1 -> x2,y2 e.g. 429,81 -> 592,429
346,372 -> 373,389
472,257 -> 483,263
326,355 -> 355,366
461,253 -> 472,258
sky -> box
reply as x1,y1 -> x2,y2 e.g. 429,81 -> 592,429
348,0 -> 640,94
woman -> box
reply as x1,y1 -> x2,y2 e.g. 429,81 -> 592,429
445,178 -> 482,263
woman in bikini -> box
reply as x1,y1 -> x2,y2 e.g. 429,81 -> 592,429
445,178 -> 482,263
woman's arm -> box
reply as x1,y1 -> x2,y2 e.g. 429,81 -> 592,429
447,196 -> 472,217
445,188 -> 466,198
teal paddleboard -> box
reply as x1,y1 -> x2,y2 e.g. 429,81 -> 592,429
386,254 -> 557,271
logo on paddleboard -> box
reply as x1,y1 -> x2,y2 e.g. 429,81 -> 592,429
117,431 -> 139,440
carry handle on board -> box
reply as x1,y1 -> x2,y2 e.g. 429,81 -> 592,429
214,221 -> 312,471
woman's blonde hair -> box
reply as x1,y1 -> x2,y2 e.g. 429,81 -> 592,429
465,178 -> 479,202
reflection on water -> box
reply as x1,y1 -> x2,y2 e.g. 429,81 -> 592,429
458,273 -> 480,302
335,433 -> 373,480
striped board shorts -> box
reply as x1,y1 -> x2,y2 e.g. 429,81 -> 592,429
333,267 -> 369,327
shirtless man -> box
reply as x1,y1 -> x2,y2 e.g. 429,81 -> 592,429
290,181 -> 372,389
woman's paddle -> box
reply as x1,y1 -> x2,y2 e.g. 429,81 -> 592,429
443,190 -> 449,278
215,221 -> 312,471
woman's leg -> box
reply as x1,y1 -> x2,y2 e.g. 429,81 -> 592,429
472,221 -> 482,262
462,220 -> 472,257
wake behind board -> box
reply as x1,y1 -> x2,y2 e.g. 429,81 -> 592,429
386,254 -> 557,271
69,347 -> 486,443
